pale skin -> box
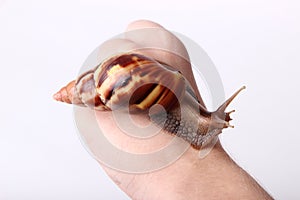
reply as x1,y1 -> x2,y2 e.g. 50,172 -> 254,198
71,20 -> 274,199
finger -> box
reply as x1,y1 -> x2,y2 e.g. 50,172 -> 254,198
96,38 -> 141,63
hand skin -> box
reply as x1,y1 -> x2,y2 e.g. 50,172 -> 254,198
101,143 -> 272,200
92,20 -> 274,200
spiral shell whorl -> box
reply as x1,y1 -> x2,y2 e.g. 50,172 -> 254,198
93,53 -> 186,112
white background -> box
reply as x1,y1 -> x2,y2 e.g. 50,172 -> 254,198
0,0 -> 299,199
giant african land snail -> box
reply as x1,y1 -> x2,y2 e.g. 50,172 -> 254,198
53,53 -> 245,149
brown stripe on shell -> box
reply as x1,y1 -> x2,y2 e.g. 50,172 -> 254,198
107,53 -> 150,69
129,84 -> 157,105
94,53 -> 154,88
94,54 -> 155,105
94,54 -> 186,112
75,70 -> 107,110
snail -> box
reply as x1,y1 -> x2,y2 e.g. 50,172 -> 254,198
53,53 -> 245,150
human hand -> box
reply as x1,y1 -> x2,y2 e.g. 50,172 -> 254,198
54,19 -> 273,200
89,20 -> 273,200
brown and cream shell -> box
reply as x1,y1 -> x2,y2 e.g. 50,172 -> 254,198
53,53 -> 245,149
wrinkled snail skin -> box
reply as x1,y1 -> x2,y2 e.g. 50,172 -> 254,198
53,53 -> 245,150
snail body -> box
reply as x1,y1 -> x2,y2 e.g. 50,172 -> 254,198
54,53 -> 245,149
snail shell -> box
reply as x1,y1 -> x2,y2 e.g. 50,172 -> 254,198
53,53 -> 245,149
